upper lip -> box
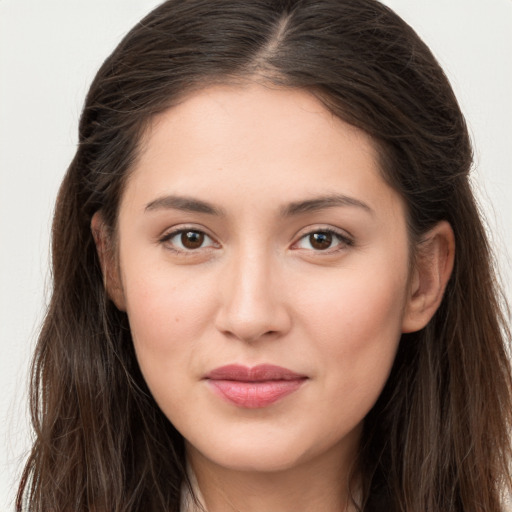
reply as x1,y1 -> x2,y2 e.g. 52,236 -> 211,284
205,364 -> 306,382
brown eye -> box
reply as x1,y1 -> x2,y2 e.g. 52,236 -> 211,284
294,229 -> 351,253
161,229 -> 216,252
180,231 -> 205,249
309,232 -> 333,250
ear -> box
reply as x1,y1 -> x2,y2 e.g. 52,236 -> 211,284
402,221 -> 455,333
91,212 -> 126,311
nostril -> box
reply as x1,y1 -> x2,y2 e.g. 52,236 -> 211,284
215,309 -> 291,344
219,327 -> 279,344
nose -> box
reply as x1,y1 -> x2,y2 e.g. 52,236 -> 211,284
214,249 -> 292,343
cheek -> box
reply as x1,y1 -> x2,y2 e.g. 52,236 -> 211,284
295,265 -> 407,407
121,264 -> 217,375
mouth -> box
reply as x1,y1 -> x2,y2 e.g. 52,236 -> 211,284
205,364 -> 308,409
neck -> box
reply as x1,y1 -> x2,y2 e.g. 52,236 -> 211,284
186,439 -> 360,512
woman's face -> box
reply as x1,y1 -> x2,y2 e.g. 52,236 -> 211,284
113,84 -> 415,474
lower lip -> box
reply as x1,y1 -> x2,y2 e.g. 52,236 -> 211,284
208,379 -> 306,408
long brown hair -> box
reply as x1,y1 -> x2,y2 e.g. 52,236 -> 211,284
18,0 -> 512,510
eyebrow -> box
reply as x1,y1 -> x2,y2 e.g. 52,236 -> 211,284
280,194 -> 374,217
144,193 -> 373,217
145,195 -> 225,216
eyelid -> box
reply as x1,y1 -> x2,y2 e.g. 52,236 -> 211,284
157,223 -> 353,254
291,226 -> 354,252
158,225 -> 220,253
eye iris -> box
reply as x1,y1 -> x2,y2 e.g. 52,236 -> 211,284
310,232 -> 332,250
181,231 -> 204,249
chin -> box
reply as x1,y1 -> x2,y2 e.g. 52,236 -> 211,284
187,434 -> 316,474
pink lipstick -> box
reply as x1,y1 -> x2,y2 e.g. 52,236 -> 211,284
205,364 -> 307,408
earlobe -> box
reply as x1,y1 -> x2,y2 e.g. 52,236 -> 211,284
402,221 -> 455,333
91,212 -> 126,311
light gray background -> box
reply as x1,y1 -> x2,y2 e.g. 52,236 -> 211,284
1,1 -> 511,510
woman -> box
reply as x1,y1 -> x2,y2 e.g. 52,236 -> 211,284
17,0 -> 512,511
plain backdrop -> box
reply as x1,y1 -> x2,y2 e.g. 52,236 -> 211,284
0,1 -> 511,510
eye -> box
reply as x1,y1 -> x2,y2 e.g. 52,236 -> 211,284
160,229 -> 217,252
294,229 -> 352,252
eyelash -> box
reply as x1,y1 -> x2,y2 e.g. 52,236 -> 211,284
292,228 -> 353,253
159,227 -> 218,254
158,227 -> 353,254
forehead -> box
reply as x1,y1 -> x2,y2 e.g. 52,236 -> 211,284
142,83 -> 377,158
122,83 -> 402,220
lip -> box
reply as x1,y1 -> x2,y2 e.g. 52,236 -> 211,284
205,364 -> 307,408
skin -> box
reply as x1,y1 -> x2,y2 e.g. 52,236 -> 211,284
94,83 -> 454,512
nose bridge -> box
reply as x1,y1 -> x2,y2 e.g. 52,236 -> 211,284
215,241 -> 289,342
